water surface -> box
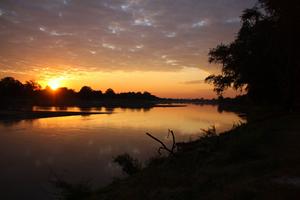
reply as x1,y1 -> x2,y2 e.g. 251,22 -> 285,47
0,104 -> 244,199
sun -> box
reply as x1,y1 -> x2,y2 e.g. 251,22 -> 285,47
48,78 -> 61,90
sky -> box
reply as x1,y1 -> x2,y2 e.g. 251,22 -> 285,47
0,0 -> 256,98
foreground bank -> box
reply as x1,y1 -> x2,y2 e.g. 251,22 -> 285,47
56,110 -> 300,200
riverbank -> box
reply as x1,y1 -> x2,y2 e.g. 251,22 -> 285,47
86,111 -> 300,199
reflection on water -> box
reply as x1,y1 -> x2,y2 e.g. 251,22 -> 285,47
32,106 -> 152,113
32,106 -> 103,112
0,104 -> 244,199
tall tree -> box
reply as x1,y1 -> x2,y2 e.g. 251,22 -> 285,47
205,1 -> 300,106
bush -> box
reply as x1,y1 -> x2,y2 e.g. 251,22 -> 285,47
113,153 -> 142,176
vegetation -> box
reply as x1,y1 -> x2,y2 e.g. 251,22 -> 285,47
50,1 -> 300,199
205,0 -> 300,107
3,0 -> 299,199
113,154 -> 142,176
51,111 -> 300,200
50,172 -> 93,200
0,76 -> 158,107
97,113 -> 300,200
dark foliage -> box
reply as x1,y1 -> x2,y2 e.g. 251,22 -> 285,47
0,76 -> 158,107
113,153 -> 142,176
0,77 -> 34,97
205,0 -> 300,107
50,172 -> 92,200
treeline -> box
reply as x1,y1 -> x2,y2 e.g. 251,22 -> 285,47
0,77 -> 158,106
206,0 -> 300,108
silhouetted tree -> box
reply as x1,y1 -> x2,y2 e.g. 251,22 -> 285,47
0,76 -> 158,106
0,77 -> 24,97
259,0 -> 300,106
104,88 -> 115,98
24,80 -> 41,91
205,1 -> 300,107
55,87 -> 76,102
92,90 -> 103,99
23,80 -> 41,97
78,86 -> 94,100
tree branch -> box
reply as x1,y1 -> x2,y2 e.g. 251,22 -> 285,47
146,130 -> 176,156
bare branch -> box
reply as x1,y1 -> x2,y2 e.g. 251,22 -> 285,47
168,129 -> 177,152
146,131 -> 177,156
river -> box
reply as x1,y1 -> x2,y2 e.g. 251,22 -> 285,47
0,104 -> 244,199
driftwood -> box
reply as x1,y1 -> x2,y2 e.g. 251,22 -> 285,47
146,129 -> 176,156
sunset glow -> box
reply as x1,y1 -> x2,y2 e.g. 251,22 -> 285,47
0,0 -> 255,98
47,78 -> 62,90
2,0 -> 296,199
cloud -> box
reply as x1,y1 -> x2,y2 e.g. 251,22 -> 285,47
39,27 -> 46,32
133,18 -> 153,26
0,8 -> 5,16
50,31 -> 74,36
39,26 -> 74,36
192,20 -> 209,28
135,44 -> 144,49
121,4 -> 130,12
165,59 -> 178,66
63,0 -> 71,5
107,23 -> 125,34
102,43 -> 121,50
182,80 -> 204,84
128,44 -> 143,52
165,32 -> 177,38
225,17 -> 240,24
0,0 -> 256,73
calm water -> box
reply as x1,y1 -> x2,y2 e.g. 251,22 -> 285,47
0,104 -> 244,199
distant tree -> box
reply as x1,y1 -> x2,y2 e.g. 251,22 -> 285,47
92,90 -> 103,99
141,91 -> 157,100
104,88 -> 115,98
24,80 -> 41,91
56,87 -> 76,100
0,77 -> 24,97
23,80 -> 41,97
0,76 -> 159,106
78,86 -> 94,99
45,86 -> 52,91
